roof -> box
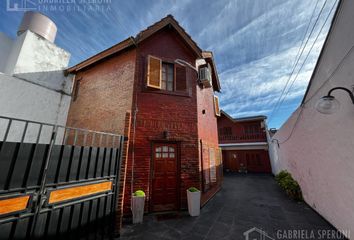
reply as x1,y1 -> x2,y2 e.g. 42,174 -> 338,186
220,110 -> 267,122
67,15 -> 221,92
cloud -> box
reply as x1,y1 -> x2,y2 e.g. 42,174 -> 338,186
0,0 -> 338,128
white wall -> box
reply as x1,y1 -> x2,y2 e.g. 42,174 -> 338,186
0,30 -> 70,75
270,0 -> 354,236
0,72 -> 73,143
0,25 -> 73,143
0,32 -> 13,72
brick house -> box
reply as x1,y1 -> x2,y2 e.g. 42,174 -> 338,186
218,110 -> 271,173
66,15 -> 222,214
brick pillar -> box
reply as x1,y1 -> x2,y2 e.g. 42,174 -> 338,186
114,111 -> 131,236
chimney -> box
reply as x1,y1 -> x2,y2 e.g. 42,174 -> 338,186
18,11 -> 57,43
1,11 -> 70,75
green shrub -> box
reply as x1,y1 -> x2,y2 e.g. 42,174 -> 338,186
275,171 -> 303,201
134,190 -> 145,197
188,187 -> 199,192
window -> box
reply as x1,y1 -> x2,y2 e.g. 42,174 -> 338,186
147,55 -> 162,89
146,55 -> 187,92
155,145 -> 175,158
161,63 -> 174,91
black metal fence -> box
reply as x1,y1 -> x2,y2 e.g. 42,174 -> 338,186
0,116 -> 124,239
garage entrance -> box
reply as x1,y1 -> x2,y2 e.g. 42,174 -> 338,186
223,149 -> 271,173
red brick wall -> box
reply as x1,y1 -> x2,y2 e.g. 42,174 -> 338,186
218,114 -> 267,144
66,49 -> 136,134
115,111 -> 131,235
123,27 -> 206,213
66,26 -> 221,215
197,86 -> 222,204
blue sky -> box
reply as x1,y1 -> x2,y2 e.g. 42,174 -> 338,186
0,0 -> 338,128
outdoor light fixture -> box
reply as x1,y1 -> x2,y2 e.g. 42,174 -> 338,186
316,87 -> 354,114
174,59 -> 198,72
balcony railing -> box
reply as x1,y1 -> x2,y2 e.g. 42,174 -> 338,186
219,133 -> 267,143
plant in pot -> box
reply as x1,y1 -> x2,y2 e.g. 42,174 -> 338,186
187,187 -> 201,216
132,190 -> 145,224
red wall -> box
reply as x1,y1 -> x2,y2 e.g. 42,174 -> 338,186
66,26 -> 221,215
124,27 -> 221,213
197,85 -> 221,203
66,49 -> 136,135
217,114 -> 267,144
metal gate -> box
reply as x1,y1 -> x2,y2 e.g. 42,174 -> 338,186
0,116 -> 125,239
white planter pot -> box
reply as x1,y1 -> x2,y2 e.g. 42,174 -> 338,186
132,196 -> 145,224
187,190 -> 201,216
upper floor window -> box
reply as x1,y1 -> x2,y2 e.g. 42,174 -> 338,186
161,63 -> 174,91
146,55 -> 187,92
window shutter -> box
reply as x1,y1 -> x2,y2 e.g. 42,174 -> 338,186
209,148 -> 217,183
214,95 -> 221,116
147,55 -> 162,89
175,65 -> 187,91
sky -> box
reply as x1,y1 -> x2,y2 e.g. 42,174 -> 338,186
0,0 -> 338,128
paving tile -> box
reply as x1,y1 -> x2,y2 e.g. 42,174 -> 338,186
120,174 -> 341,240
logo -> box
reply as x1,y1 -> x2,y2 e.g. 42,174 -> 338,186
6,0 -> 37,11
244,227 -> 275,240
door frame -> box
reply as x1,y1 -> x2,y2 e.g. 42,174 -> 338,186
149,141 -> 181,212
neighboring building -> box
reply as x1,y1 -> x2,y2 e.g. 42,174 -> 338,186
66,15 -> 222,214
269,0 -> 353,237
218,110 -> 271,173
0,11 -> 73,141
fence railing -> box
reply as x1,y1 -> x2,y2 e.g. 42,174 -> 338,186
0,115 -> 121,148
218,133 -> 267,142
0,115 -> 125,239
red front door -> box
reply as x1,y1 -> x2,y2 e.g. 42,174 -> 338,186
152,143 -> 178,212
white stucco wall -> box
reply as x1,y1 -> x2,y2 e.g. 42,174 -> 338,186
0,32 -> 13,72
0,72 -> 73,143
1,30 -> 70,75
270,0 -> 354,236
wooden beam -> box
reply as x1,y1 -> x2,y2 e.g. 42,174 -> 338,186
0,195 -> 30,215
48,181 -> 112,204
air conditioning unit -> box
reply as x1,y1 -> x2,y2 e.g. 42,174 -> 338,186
198,64 -> 212,88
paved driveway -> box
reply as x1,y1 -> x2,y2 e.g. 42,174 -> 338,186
120,174 -> 344,240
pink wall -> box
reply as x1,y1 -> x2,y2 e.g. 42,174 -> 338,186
269,1 -> 354,237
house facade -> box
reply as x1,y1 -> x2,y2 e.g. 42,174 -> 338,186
218,111 -> 271,173
66,15 -> 222,214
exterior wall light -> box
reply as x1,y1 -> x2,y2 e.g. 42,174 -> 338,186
316,87 -> 354,114
174,59 -> 198,72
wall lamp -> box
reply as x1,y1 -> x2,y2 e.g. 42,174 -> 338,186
174,59 -> 198,72
316,87 -> 354,114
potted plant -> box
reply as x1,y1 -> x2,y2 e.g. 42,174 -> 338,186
186,187 -> 201,216
132,190 -> 145,223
